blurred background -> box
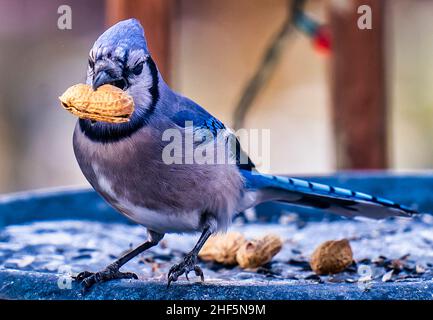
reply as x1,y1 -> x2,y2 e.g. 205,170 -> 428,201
0,0 -> 432,194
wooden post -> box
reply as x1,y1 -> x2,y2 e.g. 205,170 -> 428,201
329,0 -> 387,169
105,0 -> 173,83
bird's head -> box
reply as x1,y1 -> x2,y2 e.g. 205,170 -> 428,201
86,18 -> 159,112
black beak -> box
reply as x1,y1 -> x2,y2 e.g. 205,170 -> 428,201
92,70 -> 127,91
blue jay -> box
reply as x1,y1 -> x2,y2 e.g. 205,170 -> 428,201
72,19 -> 416,290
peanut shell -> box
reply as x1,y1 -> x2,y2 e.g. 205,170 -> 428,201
59,83 -> 134,123
236,234 -> 283,269
309,239 -> 353,275
199,232 -> 246,265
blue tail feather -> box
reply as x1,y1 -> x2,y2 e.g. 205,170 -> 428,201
241,171 -> 417,218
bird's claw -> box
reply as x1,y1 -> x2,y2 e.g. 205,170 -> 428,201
73,264 -> 138,292
167,253 -> 204,288
73,270 -> 94,282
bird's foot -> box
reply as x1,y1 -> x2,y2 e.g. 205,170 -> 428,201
167,252 -> 204,287
73,263 -> 138,292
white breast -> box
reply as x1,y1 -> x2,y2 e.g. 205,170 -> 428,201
91,163 -> 201,234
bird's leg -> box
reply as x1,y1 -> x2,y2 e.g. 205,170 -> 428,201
167,226 -> 212,287
74,230 -> 164,291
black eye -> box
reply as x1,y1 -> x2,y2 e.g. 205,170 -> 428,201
88,58 -> 95,69
132,61 -> 144,75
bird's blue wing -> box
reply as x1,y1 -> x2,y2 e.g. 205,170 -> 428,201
172,109 -> 225,137
172,97 -> 255,171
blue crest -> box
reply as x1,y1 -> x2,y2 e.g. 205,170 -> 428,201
93,18 -> 148,53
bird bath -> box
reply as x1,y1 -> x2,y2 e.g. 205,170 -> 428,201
1,172 -> 433,300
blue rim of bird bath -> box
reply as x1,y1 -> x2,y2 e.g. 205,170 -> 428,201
1,172 -> 433,300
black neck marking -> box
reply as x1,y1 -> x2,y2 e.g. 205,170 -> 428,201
79,57 -> 160,143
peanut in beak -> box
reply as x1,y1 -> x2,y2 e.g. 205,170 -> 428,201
59,83 -> 134,123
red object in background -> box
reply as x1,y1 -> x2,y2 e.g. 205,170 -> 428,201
313,26 -> 332,54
